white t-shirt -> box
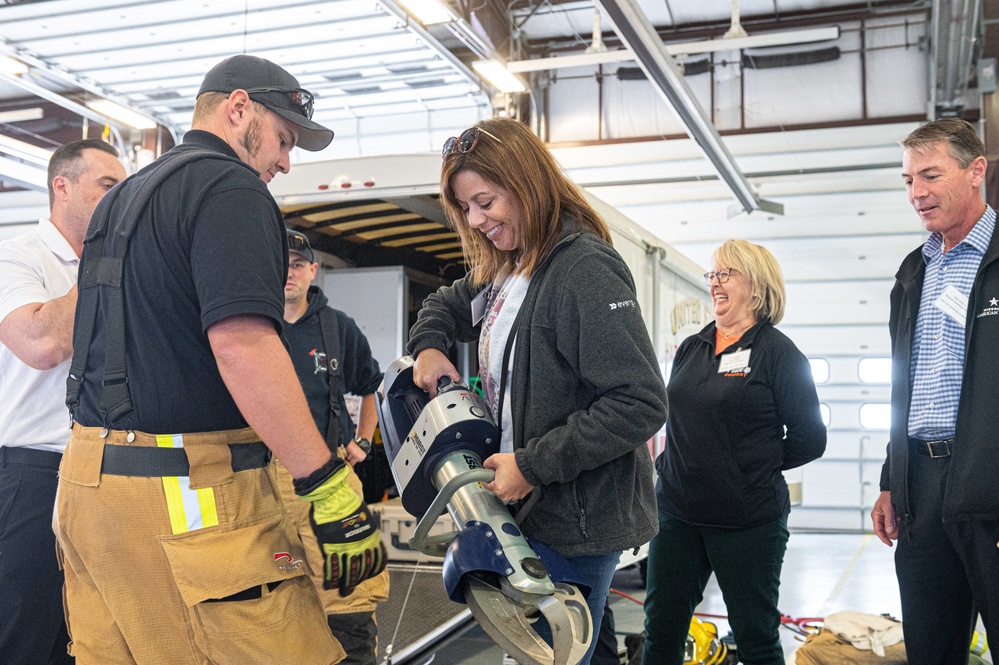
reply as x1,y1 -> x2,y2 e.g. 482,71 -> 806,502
478,272 -> 530,454
0,218 -> 78,452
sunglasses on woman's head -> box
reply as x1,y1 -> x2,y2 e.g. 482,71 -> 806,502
442,127 -> 502,158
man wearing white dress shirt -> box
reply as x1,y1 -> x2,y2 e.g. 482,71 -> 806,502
0,139 -> 125,663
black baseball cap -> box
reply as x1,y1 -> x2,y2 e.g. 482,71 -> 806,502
287,229 -> 315,263
198,55 -> 333,152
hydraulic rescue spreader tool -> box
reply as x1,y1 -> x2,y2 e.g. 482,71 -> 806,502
375,356 -> 593,665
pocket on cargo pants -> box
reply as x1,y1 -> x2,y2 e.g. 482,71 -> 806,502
159,513 -> 346,665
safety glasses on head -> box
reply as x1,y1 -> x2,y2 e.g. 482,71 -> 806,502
245,86 -> 315,120
286,230 -> 315,263
442,127 -> 503,159
288,233 -> 309,255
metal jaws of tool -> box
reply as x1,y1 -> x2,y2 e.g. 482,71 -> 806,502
465,574 -> 592,665
375,356 -> 593,665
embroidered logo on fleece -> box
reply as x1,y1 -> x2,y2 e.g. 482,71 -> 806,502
274,552 -> 303,571
977,297 -> 999,320
609,300 -> 636,310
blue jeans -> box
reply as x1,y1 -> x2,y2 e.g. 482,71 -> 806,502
533,550 -> 621,665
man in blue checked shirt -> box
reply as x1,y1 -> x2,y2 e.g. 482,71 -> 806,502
871,118 -> 999,665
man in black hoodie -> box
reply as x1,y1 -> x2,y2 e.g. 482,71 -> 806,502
272,229 -> 389,665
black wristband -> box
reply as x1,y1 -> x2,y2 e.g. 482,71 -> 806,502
293,454 -> 345,496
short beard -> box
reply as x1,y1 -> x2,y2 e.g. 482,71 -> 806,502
240,116 -> 262,162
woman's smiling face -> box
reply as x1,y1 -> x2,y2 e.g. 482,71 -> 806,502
451,170 -> 523,253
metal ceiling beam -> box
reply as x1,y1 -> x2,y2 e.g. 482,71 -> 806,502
377,0 -> 492,91
595,0 -> 782,215
0,154 -> 47,191
593,0 -> 779,215
0,45 -> 179,143
0,70 -> 127,149
378,0 -> 533,97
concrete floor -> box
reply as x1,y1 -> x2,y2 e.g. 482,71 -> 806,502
379,532 -> 992,664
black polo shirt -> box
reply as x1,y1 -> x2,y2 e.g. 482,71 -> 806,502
73,131 -> 288,433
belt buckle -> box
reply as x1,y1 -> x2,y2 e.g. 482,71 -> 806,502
926,439 -> 950,459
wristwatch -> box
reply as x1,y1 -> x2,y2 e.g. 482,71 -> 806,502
353,436 -> 373,454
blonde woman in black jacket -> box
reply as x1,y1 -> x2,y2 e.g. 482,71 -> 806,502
644,239 -> 826,665
408,117 -> 667,665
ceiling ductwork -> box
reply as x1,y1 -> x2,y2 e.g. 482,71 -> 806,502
931,0 -> 983,118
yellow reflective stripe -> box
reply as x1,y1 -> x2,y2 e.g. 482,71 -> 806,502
197,487 -> 219,529
155,433 -> 218,534
160,475 -> 189,535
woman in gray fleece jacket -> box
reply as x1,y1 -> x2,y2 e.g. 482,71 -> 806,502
407,117 -> 667,664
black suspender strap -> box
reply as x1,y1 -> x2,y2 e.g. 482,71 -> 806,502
67,148 -> 251,426
317,306 -> 343,450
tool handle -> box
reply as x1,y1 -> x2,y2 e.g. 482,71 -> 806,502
437,376 -> 469,395
410,467 -> 495,556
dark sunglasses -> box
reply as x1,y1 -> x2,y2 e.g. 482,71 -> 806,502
244,86 -> 315,119
288,234 -> 309,255
442,127 -> 502,158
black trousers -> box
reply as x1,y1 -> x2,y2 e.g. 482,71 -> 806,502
895,450 -> 999,665
328,612 -> 378,665
0,448 -> 73,664
643,512 -> 788,665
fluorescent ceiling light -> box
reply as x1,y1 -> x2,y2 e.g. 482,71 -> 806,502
0,134 -> 54,166
0,56 -> 28,76
395,0 -> 453,25
0,108 -> 44,123
472,60 -> 527,93
507,26 -> 840,73
86,99 -> 158,130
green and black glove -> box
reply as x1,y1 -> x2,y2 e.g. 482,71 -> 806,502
294,457 -> 387,596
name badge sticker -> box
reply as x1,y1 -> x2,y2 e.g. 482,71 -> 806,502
718,348 -> 752,373
471,287 -> 490,326
934,284 -> 969,327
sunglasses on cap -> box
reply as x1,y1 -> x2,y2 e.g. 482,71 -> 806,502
245,86 -> 315,120
442,127 -> 503,158
287,232 -> 314,261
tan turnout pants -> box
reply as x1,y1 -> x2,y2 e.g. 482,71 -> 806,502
55,423 -> 345,665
